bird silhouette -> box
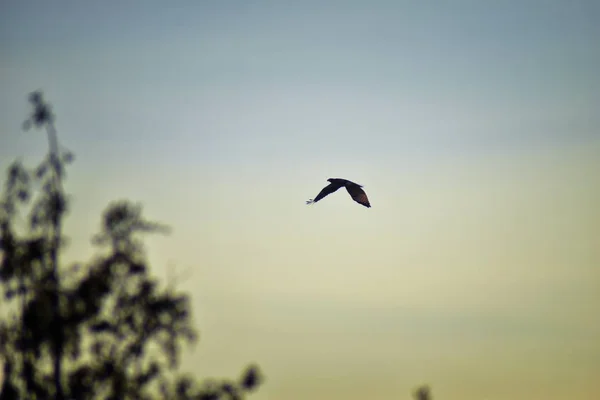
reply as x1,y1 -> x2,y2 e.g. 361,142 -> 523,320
306,178 -> 371,208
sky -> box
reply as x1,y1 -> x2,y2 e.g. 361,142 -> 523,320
1,1 -> 600,399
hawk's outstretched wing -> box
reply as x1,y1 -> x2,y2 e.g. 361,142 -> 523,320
345,183 -> 371,208
306,182 -> 343,205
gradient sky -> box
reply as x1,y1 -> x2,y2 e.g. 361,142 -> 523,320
1,1 -> 599,399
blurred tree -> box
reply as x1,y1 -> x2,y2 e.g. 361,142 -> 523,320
0,91 -> 263,400
413,385 -> 432,400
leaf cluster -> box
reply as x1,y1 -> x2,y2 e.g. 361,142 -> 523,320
0,91 -> 263,400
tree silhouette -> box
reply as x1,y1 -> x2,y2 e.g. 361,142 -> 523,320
0,91 -> 263,400
413,385 -> 432,400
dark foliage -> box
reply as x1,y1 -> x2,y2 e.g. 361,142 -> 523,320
0,91 -> 263,400
413,385 -> 432,400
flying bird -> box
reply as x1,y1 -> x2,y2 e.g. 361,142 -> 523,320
306,178 -> 371,208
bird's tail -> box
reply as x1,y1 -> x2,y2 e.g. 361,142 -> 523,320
306,199 -> 315,205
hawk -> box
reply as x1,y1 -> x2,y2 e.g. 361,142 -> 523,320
306,178 -> 371,208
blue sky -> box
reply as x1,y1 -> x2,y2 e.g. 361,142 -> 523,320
3,0 -> 599,165
1,1 -> 599,399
